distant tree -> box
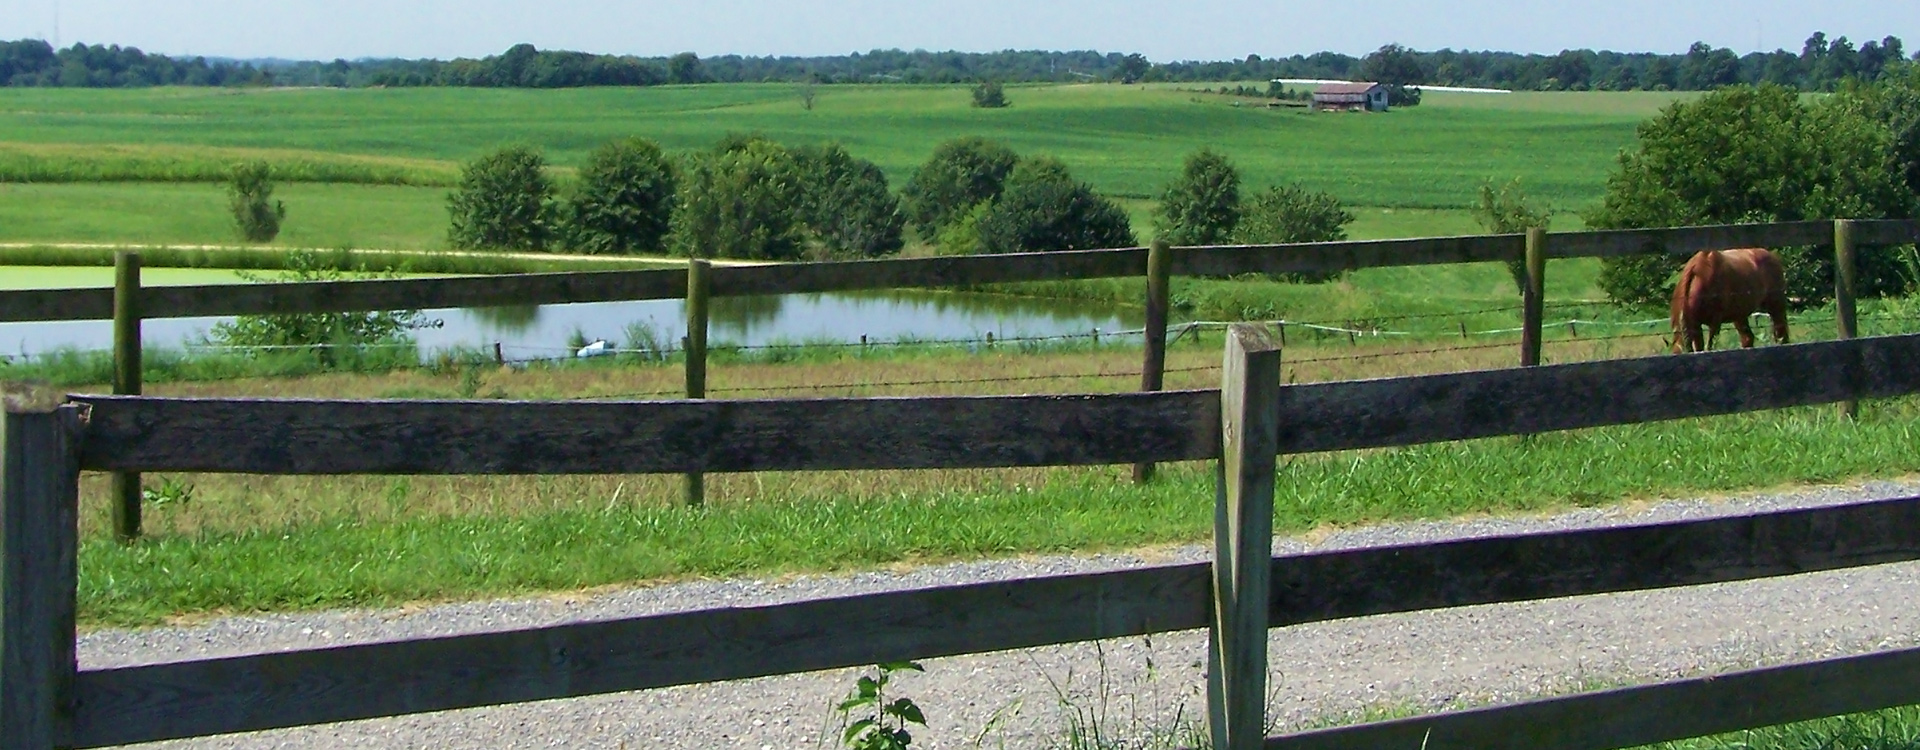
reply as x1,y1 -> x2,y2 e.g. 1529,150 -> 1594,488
975,158 -> 1136,253
1678,42 -> 1741,89
227,161 -> 286,243
1360,43 -> 1426,105
1114,53 -> 1151,84
971,80 -> 1009,108
667,138 -> 807,260
447,145 -> 555,251
792,143 -> 905,258
1470,178 -> 1552,292
1154,148 -> 1241,246
1233,184 -> 1354,282
560,137 -> 677,255
900,137 -> 1020,240
1849,62 -> 1920,197
667,52 -> 703,84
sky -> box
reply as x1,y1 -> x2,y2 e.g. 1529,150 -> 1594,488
0,0 -> 1915,62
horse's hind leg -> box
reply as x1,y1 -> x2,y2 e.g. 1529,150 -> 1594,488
1706,323 -> 1722,351
1734,317 -> 1757,348
1764,296 -> 1789,344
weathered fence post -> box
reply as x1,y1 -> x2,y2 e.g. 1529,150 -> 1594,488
1521,227 -> 1547,367
1208,324 -> 1281,750
1835,219 -> 1860,419
1,386 -> 82,750
1134,240 -> 1173,483
684,259 -> 712,507
111,251 -> 142,541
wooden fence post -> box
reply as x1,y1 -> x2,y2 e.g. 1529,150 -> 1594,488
1208,324 -> 1281,750
684,260 -> 712,507
111,251 -> 142,541
1835,219 -> 1859,419
1521,228 -> 1547,367
0,386 -> 82,750
1134,240 -> 1173,483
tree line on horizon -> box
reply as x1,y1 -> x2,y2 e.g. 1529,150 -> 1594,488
0,32 -> 1914,92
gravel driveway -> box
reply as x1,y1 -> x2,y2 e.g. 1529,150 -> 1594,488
87,478 -> 1920,749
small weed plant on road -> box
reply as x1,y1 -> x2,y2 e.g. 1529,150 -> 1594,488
836,661 -> 928,750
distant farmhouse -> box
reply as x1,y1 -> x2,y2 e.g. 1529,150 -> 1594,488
1310,82 -> 1389,112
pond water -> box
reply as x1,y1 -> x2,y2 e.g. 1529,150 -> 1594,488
0,269 -> 1143,360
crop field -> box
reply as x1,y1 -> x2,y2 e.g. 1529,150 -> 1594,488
0,84 -> 1661,247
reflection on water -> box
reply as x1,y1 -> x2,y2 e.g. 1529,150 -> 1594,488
0,289 -> 1143,360
467,304 -> 541,332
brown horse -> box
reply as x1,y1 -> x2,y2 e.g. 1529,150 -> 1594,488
1669,248 -> 1789,353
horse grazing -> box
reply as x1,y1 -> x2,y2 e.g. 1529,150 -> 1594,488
1669,248 -> 1789,353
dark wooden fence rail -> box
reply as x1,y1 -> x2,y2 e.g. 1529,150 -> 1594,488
0,330 -> 1906,749
5,220 -> 1916,324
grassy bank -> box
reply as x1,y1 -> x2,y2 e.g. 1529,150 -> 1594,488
0,244 -> 678,276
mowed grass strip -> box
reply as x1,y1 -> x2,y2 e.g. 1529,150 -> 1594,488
68,324 -> 1917,627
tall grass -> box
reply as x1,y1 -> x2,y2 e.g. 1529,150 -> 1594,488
0,143 -> 461,185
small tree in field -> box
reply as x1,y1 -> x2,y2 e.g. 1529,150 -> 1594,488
1154,148 -> 1241,246
447,145 -> 555,251
1471,178 -> 1552,292
228,161 -> 286,243
793,143 -> 905,258
561,138 -> 676,255
971,80 -> 1009,108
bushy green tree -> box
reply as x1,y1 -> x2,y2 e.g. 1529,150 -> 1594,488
447,145 -> 555,251
1471,178 -> 1552,292
227,161 -> 286,243
900,137 -> 1019,241
560,138 -> 676,255
974,158 -> 1135,254
793,144 -> 905,258
1154,148 -> 1241,246
1233,184 -> 1355,282
1587,84 -> 1916,307
668,138 -> 807,260
971,80 -> 1008,108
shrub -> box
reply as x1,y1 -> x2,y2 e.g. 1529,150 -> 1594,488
447,145 -> 555,251
227,161 -> 285,243
667,138 -> 807,260
975,158 -> 1136,254
793,144 -> 905,258
1233,184 -> 1355,283
900,137 -> 1019,241
1470,178 -> 1552,292
560,138 -> 676,255
971,80 -> 1008,108
1154,148 -> 1241,246
1587,84 -> 1916,307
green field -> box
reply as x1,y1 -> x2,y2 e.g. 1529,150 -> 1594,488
0,84 -> 1635,248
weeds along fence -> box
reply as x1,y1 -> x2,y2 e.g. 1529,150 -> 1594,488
3,218 -> 1918,539
8,327 -> 1920,749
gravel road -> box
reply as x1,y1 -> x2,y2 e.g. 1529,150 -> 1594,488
90,478 -> 1920,749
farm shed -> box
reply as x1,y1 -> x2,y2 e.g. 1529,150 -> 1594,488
1312,82 -> 1388,112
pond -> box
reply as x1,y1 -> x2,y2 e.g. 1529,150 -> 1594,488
0,268 -> 1143,360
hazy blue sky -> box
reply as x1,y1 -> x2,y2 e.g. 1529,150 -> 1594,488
0,0 -> 1915,62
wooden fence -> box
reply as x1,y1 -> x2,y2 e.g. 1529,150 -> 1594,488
7,325 -> 1920,749
4,218 -> 1918,538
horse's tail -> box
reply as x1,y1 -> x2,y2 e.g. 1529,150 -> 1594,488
1669,258 -> 1698,351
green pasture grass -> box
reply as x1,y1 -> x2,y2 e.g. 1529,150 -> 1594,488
1638,706 -> 1920,749
0,182 -> 449,249
71,387 -> 1920,626
0,246 -> 676,277
0,84 -> 1666,209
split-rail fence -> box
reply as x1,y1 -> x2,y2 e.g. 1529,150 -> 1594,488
7,317 -> 1920,748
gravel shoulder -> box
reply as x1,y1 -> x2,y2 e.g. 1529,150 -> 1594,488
90,477 -> 1920,749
